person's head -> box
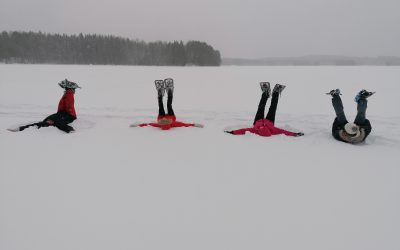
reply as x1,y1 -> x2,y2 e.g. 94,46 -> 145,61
344,123 -> 361,137
158,117 -> 173,125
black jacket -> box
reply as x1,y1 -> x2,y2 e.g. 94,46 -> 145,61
332,118 -> 372,143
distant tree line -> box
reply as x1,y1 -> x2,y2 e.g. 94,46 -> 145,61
0,31 -> 221,66
223,56 -> 400,66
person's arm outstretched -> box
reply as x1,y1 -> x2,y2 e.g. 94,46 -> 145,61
224,128 -> 251,135
273,127 -> 304,137
172,121 -> 203,128
130,123 -> 160,128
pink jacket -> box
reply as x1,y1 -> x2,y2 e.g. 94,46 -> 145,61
138,115 -> 195,130
231,119 -> 296,137
57,89 -> 76,118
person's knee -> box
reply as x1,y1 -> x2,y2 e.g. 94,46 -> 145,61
333,118 -> 346,128
355,119 -> 372,135
363,119 -> 372,130
356,119 -> 371,127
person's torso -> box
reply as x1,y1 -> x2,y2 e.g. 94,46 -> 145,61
252,119 -> 275,136
332,119 -> 370,144
156,115 -> 187,130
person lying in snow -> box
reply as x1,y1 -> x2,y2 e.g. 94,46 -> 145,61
8,79 -> 80,133
130,78 -> 203,130
224,82 -> 304,137
326,88 -> 374,144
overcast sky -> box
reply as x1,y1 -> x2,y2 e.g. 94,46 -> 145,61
0,0 -> 399,58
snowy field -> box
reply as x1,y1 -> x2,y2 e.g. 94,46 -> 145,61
1,64 -> 400,250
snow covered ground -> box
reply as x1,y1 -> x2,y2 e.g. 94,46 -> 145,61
1,64 -> 400,250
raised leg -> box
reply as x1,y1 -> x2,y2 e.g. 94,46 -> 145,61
253,92 -> 268,125
166,90 -> 175,116
265,92 -> 279,124
354,98 -> 367,125
332,94 -> 348,125
158,95 -> 166,116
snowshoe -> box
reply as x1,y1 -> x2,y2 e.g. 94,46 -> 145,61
164,78 -> 174,94
272,84 -> 286,95
355,89 -> 375,102
259,82 -> 271,96
58,79 -> 81,89
155,80 -> 165,97
326,89 -> 342,96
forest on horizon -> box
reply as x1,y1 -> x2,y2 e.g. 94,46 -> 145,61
0,31 -> 221,66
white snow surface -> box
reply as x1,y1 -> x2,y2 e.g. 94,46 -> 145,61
1,64 -> 400,250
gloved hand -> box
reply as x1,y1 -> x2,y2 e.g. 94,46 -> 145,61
129,123 -> 140,127
295,132 -> 304,137
194,123 -> 204,128
224,130 -> 234,134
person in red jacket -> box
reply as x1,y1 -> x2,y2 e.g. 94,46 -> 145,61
8,79 -> 80,133
131,78 -> 203,130
225,82 -> 303,137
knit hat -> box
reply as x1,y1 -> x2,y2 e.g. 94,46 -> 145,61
344,123 -> 361,137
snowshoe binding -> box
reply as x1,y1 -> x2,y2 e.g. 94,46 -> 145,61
58,79 -> 81,89
155,80 -> 165,97
272,84 -> 286,96
164,78 -> 174,95
259,82 -> 271,96
355,89 -> 375,102
326,89 -> 342,97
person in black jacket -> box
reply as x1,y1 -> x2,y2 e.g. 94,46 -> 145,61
327,88 -> 374,144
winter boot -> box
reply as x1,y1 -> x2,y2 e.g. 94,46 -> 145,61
155,80 -> 165,97
272,84 -> 286,96
326,89 -> 342,97
259,82 -> 271,96
164,78 -> 174,95
355,89 -> 375,102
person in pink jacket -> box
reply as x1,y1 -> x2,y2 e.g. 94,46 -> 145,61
131,78 -> 203,130
225,82 -> 304,137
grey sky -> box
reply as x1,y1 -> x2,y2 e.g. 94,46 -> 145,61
1,0 -> 399,58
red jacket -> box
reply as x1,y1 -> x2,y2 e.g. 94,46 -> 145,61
57,89 -> 76,118
231,119 -> 296,137
138,115 -> 195,130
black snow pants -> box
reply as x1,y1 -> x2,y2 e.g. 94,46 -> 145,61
158,90 -> 174,116
331,94 -> 372,141
19,111 -> 76,133
253,91 -> 280,125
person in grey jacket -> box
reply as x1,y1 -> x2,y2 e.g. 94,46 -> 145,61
327,89 -> 375,144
